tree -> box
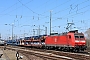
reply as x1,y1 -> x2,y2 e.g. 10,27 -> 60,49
85,28 -> 90,40
85,28 -> 90,46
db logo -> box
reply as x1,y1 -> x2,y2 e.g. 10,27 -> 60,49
55,38 -> 57,42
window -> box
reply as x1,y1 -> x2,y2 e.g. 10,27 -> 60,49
75,35 -> 84,38
69,35 -> 71,39
75,36 -> 79,38
80,36 -> 84,38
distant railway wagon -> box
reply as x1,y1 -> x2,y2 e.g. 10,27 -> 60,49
6,30 -> 87,52
0,40 -> 5,45
6,39 -> 19,45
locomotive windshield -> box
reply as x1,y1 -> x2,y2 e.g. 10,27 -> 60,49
75,36 -> 79,38
74,33 -> 85,39
75,35 -> 84,38
80,36 -> 84,38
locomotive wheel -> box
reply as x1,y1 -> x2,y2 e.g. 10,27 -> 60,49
46,46 -> 50,50
74,49 -> 80,52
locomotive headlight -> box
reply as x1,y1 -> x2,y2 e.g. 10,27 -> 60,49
75,40 -> 79,42
75,40 -> 85,43
81,40 -> 85,43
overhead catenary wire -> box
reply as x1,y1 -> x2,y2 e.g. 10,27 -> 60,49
18,0 -> 50,17
52,0 -> 90,22
41,0 -> 72,15
0,0 -> 89,21
52,0 -> 89,15
0,0 -> 34,17
1,0 -> 89,32
64,5 -> 90,18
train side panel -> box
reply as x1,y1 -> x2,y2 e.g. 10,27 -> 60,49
45,35 -> 70,46
56,36 -> 67,46
45,36 -> 58,45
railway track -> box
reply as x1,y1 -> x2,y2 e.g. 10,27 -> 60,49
2,50 -> 10,60
6,47 -> 72,60
27,48 -> 90,60
19,50 -> 69,60
0,46 -> 10,60
1,46 -> 90,60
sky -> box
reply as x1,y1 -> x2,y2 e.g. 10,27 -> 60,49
0,0 -> 90,40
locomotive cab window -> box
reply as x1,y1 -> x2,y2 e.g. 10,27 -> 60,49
75,35 -> 84,38
80,36 -> 84,38
75,36 -> 79,38
69,35 -> 71,39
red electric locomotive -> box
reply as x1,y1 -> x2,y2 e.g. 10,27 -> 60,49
45,30 -> 87,52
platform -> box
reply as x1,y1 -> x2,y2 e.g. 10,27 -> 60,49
0,47 -> 28,60
0,49 -> 6,60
